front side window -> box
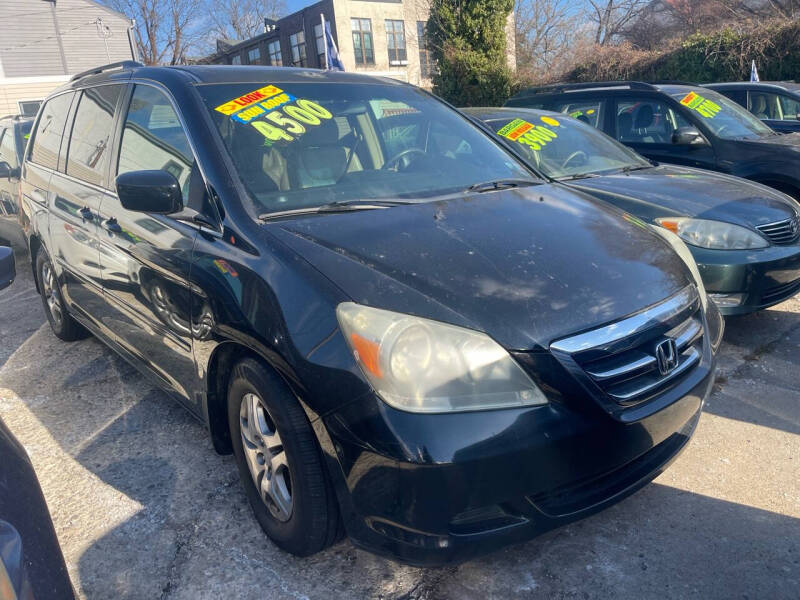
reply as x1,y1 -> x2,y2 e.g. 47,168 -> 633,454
553,100 -> 604,128
248,47 -> 261,65
385,20 -> 406,64
0,128 -> 18,169
616,98 -> 691,144
198,82 -> 535,217
268,40 -> 282,66
290,32 -> 307,67
669,88 -> 773,140
351,18 -> 374,65
118,86 -> 194,203
748,91 -> 800,121
482,112 -> 651,180
67,85 -> 123,186
29,92 -> 74,170
778,94 -> 800,120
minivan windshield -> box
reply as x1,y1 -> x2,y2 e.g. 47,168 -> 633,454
478,111 -> 651,179
197,81 -> 536,216
669,88 -> 774,140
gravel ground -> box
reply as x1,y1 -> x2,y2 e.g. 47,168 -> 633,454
1,255 -> 798,600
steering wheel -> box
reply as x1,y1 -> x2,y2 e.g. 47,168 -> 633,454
382,147 -> 426,171
561,150 -> 588,170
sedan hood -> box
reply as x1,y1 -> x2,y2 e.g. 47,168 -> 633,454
568,165 -> 798,228
266,184 -> 692,351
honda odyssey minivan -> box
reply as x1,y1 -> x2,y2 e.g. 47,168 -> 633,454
20,62 -> 722,565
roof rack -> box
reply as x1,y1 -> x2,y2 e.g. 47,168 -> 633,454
70,60 -> 143,82
647,80 -> 699,87
518,81 -> 659,96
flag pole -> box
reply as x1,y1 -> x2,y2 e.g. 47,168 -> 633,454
321,13 -> 329,70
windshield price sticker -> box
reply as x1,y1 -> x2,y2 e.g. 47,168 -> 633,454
679,91 -> 721,118
498,118 -> 558,151
217,84 -> 334,146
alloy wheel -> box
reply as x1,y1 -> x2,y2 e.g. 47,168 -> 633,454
41,261 -> 63,327
239,392 -> 293,522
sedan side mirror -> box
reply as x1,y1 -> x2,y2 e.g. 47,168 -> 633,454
115,170 -> 183,214
0,161 -> 20,180
672,127 -> 708,146
0,246 -> 15,291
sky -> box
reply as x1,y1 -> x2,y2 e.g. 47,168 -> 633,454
285,0 -> 316,15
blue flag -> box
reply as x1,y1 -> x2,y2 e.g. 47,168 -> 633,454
325,21 -> 344,71
750,60 -> 759,82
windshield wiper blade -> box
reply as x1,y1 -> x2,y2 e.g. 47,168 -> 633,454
619,165 -> 652,174
556,173 -> 600,181
467,178 -> 538,193
259,199 -> 413,221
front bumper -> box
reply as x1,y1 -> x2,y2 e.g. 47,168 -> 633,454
322,363 -> 713,566
692,244 -> 800,315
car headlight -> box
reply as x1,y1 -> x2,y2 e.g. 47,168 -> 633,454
656,217 -> 768,250
648,224 -> 708,309
336,303 -> 547,413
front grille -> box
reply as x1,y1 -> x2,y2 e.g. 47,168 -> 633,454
761,278 -> 800,305
551,285 -> 705,411
756,216 -> 800,245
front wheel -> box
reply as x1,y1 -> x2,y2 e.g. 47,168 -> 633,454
36,250 -> 89,341
227,358 -> 341,556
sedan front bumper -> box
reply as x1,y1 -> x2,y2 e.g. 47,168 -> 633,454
692,244 -> 800,315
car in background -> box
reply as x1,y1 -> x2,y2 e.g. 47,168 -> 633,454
466,107 -> 800,315
20,62 -> 722,564
0,115 -> 33,251
0,246 -> 75,599
705,81 -> 800,134
505,81 -> 800,200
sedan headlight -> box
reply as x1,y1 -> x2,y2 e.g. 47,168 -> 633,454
656,217 -> 768,250
648,224 -> 708,309
336,303 -> 547,413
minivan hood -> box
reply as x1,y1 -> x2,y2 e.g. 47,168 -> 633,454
743,131 -> 800,149
267,184 -> 692,350
568,164 -> 798,228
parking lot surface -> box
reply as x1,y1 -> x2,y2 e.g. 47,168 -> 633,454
0,255 -> 798,599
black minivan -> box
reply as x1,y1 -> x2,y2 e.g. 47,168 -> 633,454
20,63 -> 721,565
506,81 -> 800,199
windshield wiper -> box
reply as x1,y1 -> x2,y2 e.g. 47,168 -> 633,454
619,165 -> 653,174
556,173 -> 600,181
259,199 -> 414,221
467,178 -> 538,193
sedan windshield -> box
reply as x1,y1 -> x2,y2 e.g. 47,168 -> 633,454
669,88 -> 774,140
197,81 -> 535,216
478,111 -> 650,179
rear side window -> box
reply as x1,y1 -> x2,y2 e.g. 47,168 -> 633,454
553,100 -> 604,128
29,92 -> 74,170
67,85 -> 123,187
118,85 -> 195,203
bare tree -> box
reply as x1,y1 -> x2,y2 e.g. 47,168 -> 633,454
208,0 -> 288,42
101,0 -> 203,64
588,0 -> 650,44
515,0 -> 572,71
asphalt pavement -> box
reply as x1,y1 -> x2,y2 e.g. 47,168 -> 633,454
0,255 -> 798,599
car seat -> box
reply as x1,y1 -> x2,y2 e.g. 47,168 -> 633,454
751,94 -> 769,119
287,119 -> 356,189
618,111 -> 633,140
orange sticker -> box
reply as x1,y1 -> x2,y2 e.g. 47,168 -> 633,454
215,85 -> 284,115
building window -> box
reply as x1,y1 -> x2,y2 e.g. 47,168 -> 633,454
351,18 -> 374,65
417,21 -> 434,78
268,40 -> 282,66
314,23 -> 325,66
385,20 -> 407,65
231,54 -> 241,65
247,46 -> 261,64
18,100 -> 41,117
290,31 -> 307,67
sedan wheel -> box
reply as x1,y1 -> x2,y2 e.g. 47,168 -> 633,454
41,260 -> 63,328
35,250 -> 89,342
239,392 -> 293,522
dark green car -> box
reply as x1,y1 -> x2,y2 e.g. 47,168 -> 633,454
466,107 -> 800,315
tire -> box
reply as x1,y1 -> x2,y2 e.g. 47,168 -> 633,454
36,249 -> 89,342
227,357 -> 341,556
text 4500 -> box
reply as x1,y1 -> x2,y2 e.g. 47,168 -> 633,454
251,99 -> 333,145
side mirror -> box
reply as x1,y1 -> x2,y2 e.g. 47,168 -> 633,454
672,127 -> 708,146
115,170 -> 183,214
0,246 -> 15,291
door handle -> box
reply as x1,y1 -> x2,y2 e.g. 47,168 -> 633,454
79,206 -> 94,221
104,217 -> 122,233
